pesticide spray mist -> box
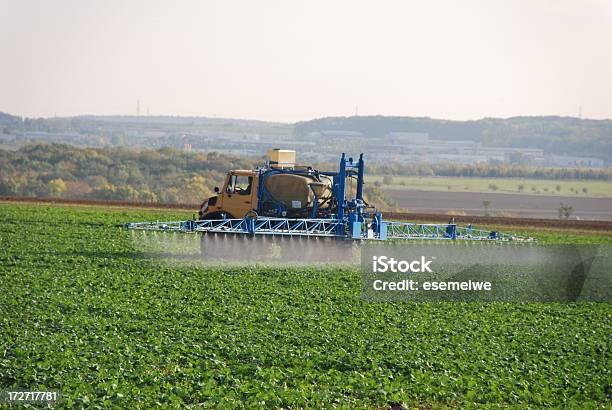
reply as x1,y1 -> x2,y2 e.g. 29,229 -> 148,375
130,231 -> 611,302
130,230 -> 361,267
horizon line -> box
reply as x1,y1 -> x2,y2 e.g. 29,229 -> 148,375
2,111 -> 611,124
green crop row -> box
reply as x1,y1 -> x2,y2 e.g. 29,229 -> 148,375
0,204 -> 610,408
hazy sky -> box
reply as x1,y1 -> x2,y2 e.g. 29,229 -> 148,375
1,0 -> 611,122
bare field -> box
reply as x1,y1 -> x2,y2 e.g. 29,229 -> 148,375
385,189 -> 612,220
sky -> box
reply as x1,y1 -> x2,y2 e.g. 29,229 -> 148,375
1,0 -> 611,122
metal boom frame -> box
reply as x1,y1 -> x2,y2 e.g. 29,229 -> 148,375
126,217 -> 530,241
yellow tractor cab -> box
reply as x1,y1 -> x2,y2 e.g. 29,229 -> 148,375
199,170 -> 258,220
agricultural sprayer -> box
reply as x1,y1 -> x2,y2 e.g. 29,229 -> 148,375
125,150 -> 533,261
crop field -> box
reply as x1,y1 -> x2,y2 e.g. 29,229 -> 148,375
367,175 -> 612,197
1,203 -> 610,408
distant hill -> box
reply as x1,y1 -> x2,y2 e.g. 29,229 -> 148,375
2,112 -> 611,162
294,116 -> 612,161
72,115 -> 288,127
0,112 -> 21,125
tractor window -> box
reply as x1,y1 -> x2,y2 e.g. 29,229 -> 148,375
227,175 -> 252,195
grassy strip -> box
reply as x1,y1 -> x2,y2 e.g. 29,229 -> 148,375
368,175 -> 612,197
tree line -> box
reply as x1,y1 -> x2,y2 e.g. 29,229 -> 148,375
0,144 -> 609,206
364,162 -> 612,180
0,144 -> 259,204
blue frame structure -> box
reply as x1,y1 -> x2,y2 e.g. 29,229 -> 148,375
125,217 -> 529,241
126,218 -> 345,238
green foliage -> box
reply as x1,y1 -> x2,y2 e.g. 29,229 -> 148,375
0,203 -> 610,408
363,186 -> 397,210
482,200 -> 492,217
48,178 -> 67,196
0,144 -> 259,203
558,203 -> 574,220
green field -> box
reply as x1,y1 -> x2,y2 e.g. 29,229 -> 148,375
367,175 -> 612,197
1,203 -> 610,408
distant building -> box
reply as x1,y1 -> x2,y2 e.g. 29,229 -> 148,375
386,132 -> 429,144
545,155 -> 605,168
318,130 -> 364,138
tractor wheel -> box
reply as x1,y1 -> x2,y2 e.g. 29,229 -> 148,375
201,211 -> 234,220
244,210 -> 258,219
